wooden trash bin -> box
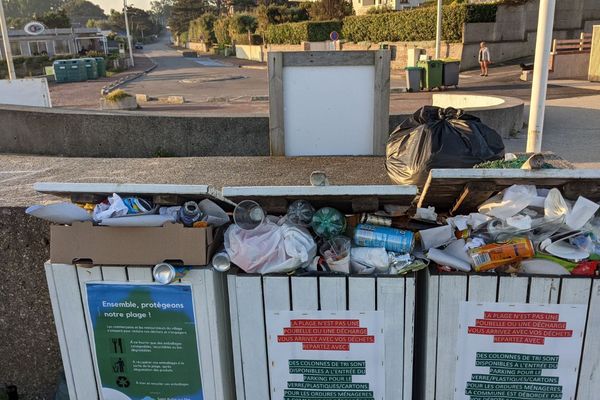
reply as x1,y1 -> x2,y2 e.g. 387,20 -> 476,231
415,169 -> 600,400
37,183 -> 235,400
223,185 -> 418,400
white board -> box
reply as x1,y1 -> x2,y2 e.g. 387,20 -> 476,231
283,65 -> 375,156
454,302 -> 586,400
0,78 -> 52,107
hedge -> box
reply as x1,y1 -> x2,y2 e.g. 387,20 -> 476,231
189,13 -> 217,44
342,3 -> 497,43
265,20 -> 342,44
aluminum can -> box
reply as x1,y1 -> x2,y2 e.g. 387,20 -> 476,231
360,213 -> 392,227
153,263 -> 190,284
212,251 -> 231,272
353,223 -> 415,253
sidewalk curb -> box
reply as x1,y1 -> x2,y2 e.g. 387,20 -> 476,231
101,55 -> 158,95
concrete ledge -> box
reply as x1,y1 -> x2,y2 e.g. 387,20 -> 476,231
432,93 -> 524,137
0,105 -> 270,157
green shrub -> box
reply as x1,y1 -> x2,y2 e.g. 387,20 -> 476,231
232,33 -> 263,45
189,13 -> 217,44
104,89 -> 132,102
342,3 -> 497,43
230,14 -> 258,34
265,20 -> 342,44
214,17 -> 232,45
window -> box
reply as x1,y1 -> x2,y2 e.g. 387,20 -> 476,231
54,39 -> 70,55
29,41 -> 48,56
10,41 -> 21,56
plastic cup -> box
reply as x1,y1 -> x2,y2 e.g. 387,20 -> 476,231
233,200 -> 265,230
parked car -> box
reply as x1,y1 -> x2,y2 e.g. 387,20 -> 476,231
134,42 -> 144,49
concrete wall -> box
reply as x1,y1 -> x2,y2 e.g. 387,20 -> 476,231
549,52 -> 591,79
461,1 -> 600,70
236,44 -> 265,62
0,100 -> 524,158
0,105 -> 270,158
188,41 -> 210,53
590,25 -> 600,81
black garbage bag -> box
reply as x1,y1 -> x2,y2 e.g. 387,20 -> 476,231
386,106 -> 505,187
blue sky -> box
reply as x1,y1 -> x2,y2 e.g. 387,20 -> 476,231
92,0 -> 152,13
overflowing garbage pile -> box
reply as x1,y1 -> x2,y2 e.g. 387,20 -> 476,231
28,184 -> 600,279
423,185 -> 600,276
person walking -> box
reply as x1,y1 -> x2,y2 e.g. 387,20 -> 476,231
478,42 -> 491,77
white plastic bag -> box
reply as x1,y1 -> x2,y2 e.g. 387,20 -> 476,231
224,221 -> 316,274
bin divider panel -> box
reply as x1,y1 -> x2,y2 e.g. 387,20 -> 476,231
435,274 -> 468,400
497,276 -> 529,303
403,276 -> 416,400
101,266 -> 127,281
377,277 -> 406,400
126,266 -> 153,282
291,276 -> 319,311
319,276 -> 347,311
575,279 -> 600,399
77,265 -> 104,397
205,269 -> 236,400
51,263 -> 99,399
235,275 -> 271,400
182,269 -> 217,400
422,269 -> 440,400
264,276 -> 291,311
348,278 -> 376,311
227,274 -> 247,400
528,277 -> 560,304
467,275 -> 498,302
45,263 -> 77,400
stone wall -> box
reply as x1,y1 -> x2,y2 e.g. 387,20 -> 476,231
0,208 -> 59,400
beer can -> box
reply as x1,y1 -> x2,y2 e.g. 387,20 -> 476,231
353,224 -> 415,253
153,263 -> 190,284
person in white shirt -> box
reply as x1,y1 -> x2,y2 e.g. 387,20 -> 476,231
478,41 -> 491,77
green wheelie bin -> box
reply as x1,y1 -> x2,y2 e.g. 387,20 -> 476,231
417,60 -> 443,91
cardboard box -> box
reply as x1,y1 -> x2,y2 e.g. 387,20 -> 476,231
50,221 -> 214,266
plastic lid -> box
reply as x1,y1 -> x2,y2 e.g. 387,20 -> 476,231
405,66 -> 421,70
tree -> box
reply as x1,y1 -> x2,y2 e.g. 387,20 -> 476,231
168,0 -> 211,35
150,0 -> 174,26
3,0 -> 65,18
104,7 -> 161,39
309,0 -> 352,21
36,9 -> 71,28
62,0 -> 107,27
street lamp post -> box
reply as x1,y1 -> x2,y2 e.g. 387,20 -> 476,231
124,0 -> 135,67
527,0 -> 556,153
0,0 -> 16,80
435,0 -> 442,59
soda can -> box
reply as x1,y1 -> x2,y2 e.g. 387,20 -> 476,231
212,251 -> 231,273
153,263 -> 190,284
353,224 -> 415,253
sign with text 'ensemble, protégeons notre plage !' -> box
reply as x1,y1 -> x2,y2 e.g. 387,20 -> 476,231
86,283 -> 203,400
454,302 -> 586,400
267,311 -> 384,400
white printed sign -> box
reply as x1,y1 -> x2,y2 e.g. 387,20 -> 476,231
267,311 -> 384,400
455,302 -> 586,400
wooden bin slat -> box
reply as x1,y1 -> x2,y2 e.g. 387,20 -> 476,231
434,275 -> 468,400
377,277 -> 406,400
349,277 -> 376,310
403,275 -> 416,400
577,279 -> 600,399
291,276 -> 318,310
498,275 -> 529,302
46,263 -> 98,399
319,276 -> 347,310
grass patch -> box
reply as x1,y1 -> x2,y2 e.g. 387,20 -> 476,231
104,89 -> 132,102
